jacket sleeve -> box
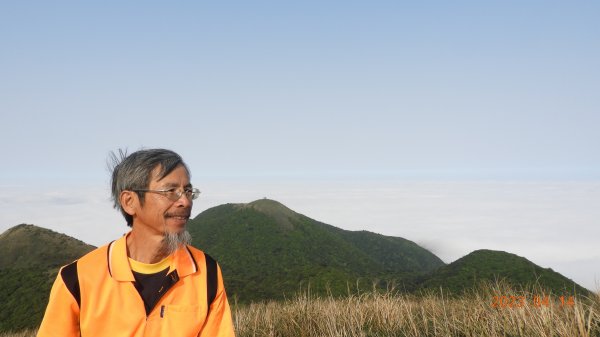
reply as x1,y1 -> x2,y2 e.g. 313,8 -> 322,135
37,267 -> 81,337
198,264 -> 235,337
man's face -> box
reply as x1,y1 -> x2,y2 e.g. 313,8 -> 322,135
133,164 -> 193,236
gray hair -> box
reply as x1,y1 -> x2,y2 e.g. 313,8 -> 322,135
108,148 -> 190,226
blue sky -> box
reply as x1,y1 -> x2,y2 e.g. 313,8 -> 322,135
1,2 -> 599,289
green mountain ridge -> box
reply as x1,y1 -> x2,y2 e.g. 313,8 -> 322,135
0,199 -> 591,332
0,224 -> 95,332
0,224 -> 95,270
187,199 -> 445,301
417,249 -> 590,296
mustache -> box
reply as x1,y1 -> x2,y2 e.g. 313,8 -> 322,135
165,210 -> 191,218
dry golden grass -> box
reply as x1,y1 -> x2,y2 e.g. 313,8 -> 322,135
4,282 -> 599,337
233,281 -> 600,337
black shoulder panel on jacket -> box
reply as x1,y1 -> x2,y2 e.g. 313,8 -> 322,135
204,253 -> 217,311
60,261 -> 81,307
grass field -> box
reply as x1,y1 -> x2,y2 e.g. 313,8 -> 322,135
4,281 -> 599,337
234,281 -> 600,337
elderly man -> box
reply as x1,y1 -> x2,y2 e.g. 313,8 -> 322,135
38,148 -> 235,337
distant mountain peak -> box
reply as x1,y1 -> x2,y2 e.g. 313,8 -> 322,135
419,248 -> 590,295
188,199 -> 446,302
0,224 -> 94,270
235,198 -> 300,230
243,198 -> 294,213
1,223 -> 57,239
0,223 -> 32,237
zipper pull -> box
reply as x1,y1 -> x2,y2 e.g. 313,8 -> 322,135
160,305 -> 165,318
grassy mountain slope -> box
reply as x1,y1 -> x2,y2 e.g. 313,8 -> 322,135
0,224 -> 95,332
418,249 -> 591,296
0,224 -> 94,270
187,199 -> 444,302
324,228 -> 444,274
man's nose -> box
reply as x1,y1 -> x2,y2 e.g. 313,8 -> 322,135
174,192 -> 193,207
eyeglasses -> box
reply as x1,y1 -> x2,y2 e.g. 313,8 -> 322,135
133,187 -> 201,201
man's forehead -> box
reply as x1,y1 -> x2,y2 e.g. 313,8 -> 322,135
149,164 -> 190,182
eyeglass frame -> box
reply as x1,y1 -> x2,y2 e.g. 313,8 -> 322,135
132,187 -> 201,201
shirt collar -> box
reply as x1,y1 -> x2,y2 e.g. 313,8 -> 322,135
108,233 -> 198,281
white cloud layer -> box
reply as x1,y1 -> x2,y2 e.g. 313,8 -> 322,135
1,180 -> 598,291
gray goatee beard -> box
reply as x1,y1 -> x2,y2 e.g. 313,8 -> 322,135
160,230 -> 192,256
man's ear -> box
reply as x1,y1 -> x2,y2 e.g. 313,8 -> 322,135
120,190 -> 138,216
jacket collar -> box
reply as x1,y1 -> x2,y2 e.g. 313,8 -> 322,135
107,233 -> 198,282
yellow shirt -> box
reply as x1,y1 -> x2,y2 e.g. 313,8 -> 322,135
129,255 -> 172,274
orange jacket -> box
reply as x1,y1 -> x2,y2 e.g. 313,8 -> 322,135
37,235 -> 235,337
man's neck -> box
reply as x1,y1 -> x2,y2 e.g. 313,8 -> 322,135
126,228 -> 169,264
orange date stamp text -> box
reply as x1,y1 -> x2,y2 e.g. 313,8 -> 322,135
491,295 -> 575,308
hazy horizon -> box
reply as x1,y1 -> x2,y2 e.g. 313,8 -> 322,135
1,178 -> 598,291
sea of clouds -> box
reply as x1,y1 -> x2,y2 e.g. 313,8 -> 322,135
1,180 -> 598,291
